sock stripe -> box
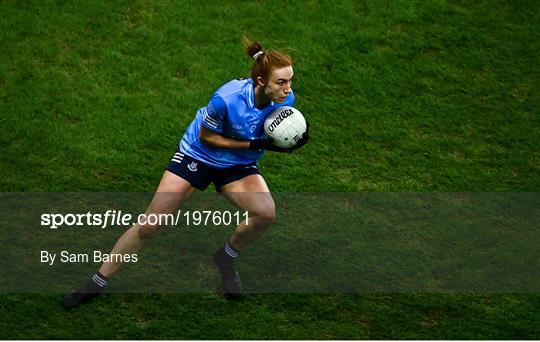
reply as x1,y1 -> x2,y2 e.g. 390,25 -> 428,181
224,242 -> 239,258
92,273 -> 108,287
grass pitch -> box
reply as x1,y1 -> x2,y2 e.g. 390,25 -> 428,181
1,0 -> 539,339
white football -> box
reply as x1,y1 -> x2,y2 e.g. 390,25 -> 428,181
264,106 -> 307,148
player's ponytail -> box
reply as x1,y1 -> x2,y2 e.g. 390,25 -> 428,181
242,36 -> 293,85
243,36 -> 263,60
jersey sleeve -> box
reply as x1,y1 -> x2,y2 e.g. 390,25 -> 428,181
201,95 -> 227,134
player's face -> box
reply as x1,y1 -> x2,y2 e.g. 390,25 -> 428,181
264,66 -> 294,103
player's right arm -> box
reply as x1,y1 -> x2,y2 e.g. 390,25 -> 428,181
199,126 -> 250,149
198,95 -> 292,152
198,95 -> 252,149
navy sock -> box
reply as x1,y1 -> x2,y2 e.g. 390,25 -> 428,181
224,241 -> 240,259
91,271 -> 109,288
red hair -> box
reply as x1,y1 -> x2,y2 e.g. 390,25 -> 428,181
242,36 -> 293,84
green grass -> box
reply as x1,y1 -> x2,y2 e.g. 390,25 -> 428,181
1,0 -> 539,339
1,294 -> 538,339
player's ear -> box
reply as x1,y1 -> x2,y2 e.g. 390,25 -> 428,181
256,76 -> 265,87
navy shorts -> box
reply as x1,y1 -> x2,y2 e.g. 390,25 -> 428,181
165,148 -> 261,191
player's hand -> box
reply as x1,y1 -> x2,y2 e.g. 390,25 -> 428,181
249,139 -> 293,153
291,121 -> 310,151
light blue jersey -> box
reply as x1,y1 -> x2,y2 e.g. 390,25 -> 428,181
179,78 -> 295,168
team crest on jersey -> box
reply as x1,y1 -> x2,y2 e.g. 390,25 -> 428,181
188,161 -> 198,172
250,125 -> 257,133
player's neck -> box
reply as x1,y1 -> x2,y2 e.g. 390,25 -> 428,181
254,85 -> 271,109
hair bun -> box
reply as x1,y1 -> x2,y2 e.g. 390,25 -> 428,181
242,36 -> 264,59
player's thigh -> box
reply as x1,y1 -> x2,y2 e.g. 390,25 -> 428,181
220,174 -> 275,218
146,170 -> 197,215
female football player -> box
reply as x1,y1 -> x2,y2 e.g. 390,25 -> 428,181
63,37 -> 309,307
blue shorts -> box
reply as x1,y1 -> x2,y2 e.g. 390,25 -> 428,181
165,148 -> 261,191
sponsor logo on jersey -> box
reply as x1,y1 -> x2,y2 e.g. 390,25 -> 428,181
267,108 -> 294,132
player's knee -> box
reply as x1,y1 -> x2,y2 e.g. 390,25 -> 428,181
137,222 -> 161,239
251,205 -> 276,228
